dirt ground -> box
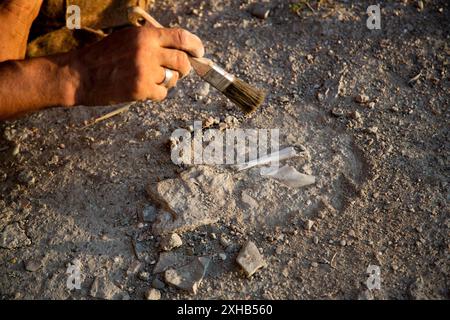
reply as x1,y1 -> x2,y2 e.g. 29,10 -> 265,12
0,0 -> 449,300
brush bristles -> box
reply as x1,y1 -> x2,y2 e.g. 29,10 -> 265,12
222,78 -> 267,114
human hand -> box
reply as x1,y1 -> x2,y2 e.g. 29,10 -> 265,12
66,26 -> 205,106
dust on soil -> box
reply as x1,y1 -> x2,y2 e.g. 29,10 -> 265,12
0,0 -> 449,299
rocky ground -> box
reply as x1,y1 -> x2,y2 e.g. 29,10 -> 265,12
0,0 -> 449,300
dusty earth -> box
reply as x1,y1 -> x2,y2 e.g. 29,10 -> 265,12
0,0 -> 449,300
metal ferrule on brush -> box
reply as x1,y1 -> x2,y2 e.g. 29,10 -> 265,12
202,64 -> 235,92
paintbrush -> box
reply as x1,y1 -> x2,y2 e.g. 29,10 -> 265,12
128,7 -> 267,114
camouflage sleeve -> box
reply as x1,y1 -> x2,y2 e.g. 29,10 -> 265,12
28,0 -> 155,58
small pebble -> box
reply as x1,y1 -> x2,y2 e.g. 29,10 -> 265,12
417,0 -> 424,11
12,144 -> 20,156
366,127 -> 379,134
145,288 -> 161,300
249,3 -> 270,19
196,83 -> 210,98
142,205 -> 157,223
351,111 -> 362,120
24,259 -> 41,272
331,107 -> 344,117
138,271 -> 150,281
220,235 -> 231,247
204,116 -> 216,128
305,220 -> 314,231
355,94 -> 370,104
275,246 -> 283,255
160,233 -> 183,251
152,278 -> 166,290
17,171 -> 35,186
236,241 -> 266,277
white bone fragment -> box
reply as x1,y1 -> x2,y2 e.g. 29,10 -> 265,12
235,147 -> 300,171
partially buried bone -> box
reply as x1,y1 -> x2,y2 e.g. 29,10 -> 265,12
235,147 -> 300,171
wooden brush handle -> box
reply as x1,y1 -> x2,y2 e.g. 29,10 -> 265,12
128,6 -> 164,28
128,7 -> 211,75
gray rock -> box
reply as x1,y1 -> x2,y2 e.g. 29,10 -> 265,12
160,233 -> 183,251
126,260 -> 142,275
196,83 -> 210,98
131,238 -> 150,262
245,38 -> 257,47
142,205 -> 157,223
164,257 -> 210,294
236,241 -> 266,277
90,276 -> 123,300
0,223 -> 31,249
152,277 -> 166,289
145,288 -> 161,300
249,3 -> 271,19
147,166 -> 235,235
24,259 -> 41,272
153,251 -> 191,274
241,192 -> 259,210
275,245 -> 283,255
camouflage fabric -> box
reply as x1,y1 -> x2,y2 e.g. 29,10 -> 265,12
27,0 -> 155,57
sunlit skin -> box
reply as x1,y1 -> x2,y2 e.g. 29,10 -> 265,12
0,0 -> 205,120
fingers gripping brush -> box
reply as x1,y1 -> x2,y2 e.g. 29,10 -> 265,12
128,7 -> 267,114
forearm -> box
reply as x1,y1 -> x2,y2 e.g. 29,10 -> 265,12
0,0 -> 44,61
0,54 -> 77,120
0,24 -> 206,119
